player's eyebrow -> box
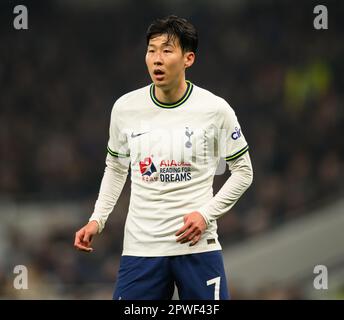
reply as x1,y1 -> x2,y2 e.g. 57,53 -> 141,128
148,42 -> 175,48
162,41 -> 175,47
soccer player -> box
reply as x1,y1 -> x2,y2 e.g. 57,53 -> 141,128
74,15 -> 253,300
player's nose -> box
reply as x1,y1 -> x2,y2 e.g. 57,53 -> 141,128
153,53 -> 163,65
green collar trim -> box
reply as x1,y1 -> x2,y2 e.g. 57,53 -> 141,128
150,80 -> 193,109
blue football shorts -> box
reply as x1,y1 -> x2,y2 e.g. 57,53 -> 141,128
113,250 -> 230,300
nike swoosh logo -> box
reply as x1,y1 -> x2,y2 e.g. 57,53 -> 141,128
131,132 -> 148,138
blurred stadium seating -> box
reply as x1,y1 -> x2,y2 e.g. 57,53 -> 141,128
0,0 -> 343,299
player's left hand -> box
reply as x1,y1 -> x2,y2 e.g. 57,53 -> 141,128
175,211 -> 207,246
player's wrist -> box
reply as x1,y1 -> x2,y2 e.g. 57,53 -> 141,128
89,218 -> 102,233
197,208 -> 210,226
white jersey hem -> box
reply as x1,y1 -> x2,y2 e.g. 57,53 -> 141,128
122,244 -> 222,257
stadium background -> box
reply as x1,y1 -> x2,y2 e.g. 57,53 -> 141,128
0,0 -> 343,299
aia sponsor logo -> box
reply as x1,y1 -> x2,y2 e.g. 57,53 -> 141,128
160,160 -> 191,167
159,159 -> 192,183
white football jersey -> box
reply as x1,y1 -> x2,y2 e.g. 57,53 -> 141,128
104,81 -> 248,256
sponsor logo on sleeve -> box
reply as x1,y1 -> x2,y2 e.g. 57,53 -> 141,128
231,127 -> 242,140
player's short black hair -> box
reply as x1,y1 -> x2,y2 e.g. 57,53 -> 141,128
146,15 -> 198,53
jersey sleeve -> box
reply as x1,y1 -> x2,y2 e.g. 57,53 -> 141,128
107,102 -> 130,158
218,100 -> 249,161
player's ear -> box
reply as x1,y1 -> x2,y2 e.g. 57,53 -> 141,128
184,52 -> 195,69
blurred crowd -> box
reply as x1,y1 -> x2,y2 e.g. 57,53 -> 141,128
1,0 -> 343,299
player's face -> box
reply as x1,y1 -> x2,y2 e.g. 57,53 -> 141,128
146,34 -> 194,89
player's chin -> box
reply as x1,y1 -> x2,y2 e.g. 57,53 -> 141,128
151,75 -> 168,87
152,77 -> 165,84
153,81 -> 166,88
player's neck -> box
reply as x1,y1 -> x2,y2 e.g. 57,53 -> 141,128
154,79 -> 188,104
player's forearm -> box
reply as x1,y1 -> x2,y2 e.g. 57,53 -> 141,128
198,152 -> 253,224
89,154 -> 129,233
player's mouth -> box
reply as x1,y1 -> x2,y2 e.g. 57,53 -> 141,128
153,69 -> 165,81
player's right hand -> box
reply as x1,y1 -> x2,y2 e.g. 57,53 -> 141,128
74,220 -> 99,252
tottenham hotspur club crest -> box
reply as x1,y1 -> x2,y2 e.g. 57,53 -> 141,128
185,127 -> 193,148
